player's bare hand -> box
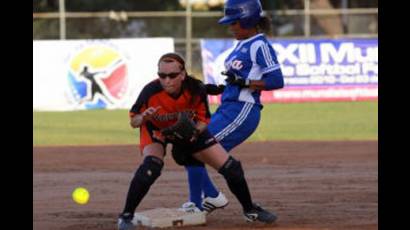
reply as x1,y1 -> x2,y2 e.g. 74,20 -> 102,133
142,106 -> 161,122
130,106 -> 161,128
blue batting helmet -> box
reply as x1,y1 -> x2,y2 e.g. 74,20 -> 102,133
218,0 -> 263,29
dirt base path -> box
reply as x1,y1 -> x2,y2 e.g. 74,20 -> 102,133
34,141 -> 377,230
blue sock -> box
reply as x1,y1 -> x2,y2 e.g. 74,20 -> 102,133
201,167 -> 219,198
185,166 -> 204,210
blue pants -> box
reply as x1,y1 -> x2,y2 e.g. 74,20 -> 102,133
186,101 -> 261,209
209,101 -> 261,151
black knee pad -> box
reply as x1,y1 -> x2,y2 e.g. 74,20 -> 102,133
218,156 -> 244,183
135,156 -> 164,186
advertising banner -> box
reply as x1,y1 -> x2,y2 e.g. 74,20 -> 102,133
33,38 -> 174,111
201,38 -> 378,103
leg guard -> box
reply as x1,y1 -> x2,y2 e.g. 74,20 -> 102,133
218,156 -> 244,183
218,156 -> 253,212
122,156 -> 164,214
135,155 -> 164,186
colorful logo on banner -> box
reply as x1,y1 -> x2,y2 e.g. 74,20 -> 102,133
67,43 -> 128,109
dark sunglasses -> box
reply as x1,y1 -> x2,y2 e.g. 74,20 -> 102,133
158,71 -> 181,79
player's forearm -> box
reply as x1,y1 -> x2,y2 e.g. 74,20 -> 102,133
130,114 -> 144,128
130,106 -> 161,128
248,80 -> 267,90
224,70 -> 284,90
248,77 -> 284,90
244,72 -> 285,90
260,70 -> 285,90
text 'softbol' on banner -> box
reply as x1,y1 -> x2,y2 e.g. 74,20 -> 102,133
201,38 -> 378,103
33,38 -> 174,111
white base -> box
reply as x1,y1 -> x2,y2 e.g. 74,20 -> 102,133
132,208 -> 206,228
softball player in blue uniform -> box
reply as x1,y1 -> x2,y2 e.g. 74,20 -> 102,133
176,0 -> 285,216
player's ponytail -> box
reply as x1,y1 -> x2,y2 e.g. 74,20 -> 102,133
257,15 -> 273,36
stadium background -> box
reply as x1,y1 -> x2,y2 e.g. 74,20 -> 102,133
33,1 -> 378,230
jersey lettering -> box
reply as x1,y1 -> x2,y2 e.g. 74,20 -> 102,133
231,60 -> 243,70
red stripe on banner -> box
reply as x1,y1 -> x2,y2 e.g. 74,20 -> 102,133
102,64 -> 128,99
208,85 -> 378,104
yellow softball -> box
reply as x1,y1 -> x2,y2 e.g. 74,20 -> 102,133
72,187 -> 90,205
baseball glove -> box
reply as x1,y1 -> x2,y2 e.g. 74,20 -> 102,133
161,112 -> 199,143
222,71 -> 250,88
205,84 -> 226,95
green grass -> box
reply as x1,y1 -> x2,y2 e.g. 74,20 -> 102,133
33,101 -> 377,146
250,101 -> 378,141
33,110 -> 138,146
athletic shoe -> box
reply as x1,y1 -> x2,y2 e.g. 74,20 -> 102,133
118,212 -> 135,230
178,201 -> 202,213
202,192 -> 229,214
243,203 -> 277,223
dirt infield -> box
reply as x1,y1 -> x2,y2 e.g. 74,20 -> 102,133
33,141 -> 377,230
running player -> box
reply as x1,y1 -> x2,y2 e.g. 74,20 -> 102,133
176,0 -> 285,216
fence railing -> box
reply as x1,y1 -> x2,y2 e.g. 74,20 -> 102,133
33,7 -> 378,73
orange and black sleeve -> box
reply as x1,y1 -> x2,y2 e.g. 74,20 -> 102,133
129,79 -> 163,118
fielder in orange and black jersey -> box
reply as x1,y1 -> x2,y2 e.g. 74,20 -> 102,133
129,76 -> 215,152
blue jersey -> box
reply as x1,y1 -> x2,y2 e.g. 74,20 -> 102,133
222,33 -> 281,105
